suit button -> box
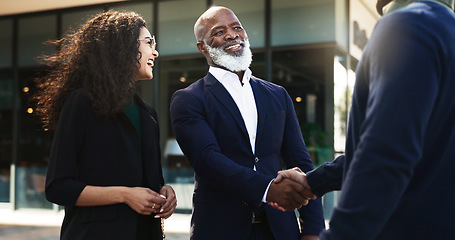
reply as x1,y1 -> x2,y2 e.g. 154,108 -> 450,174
255,157 -> 259,163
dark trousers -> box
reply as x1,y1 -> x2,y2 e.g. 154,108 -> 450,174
247,213 -> 275,240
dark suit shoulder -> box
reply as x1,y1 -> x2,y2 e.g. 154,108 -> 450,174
172,77 -> 206,102
250,76 -> 285,92
250,76 -> 289,105
170,77 -> 207,114
181,77 -> 206,92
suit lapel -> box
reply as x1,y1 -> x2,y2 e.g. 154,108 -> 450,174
135,94 -> 162,190
250,77 -> 266,153
204,73 -> 249,138
136,96 -> 156,151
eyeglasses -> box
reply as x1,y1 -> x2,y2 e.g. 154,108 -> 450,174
138,35 -> 156,49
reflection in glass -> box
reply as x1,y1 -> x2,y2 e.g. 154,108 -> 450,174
15,69 -> 54,209
111,2 -> 153,28
15,13 -> 57,209
272,48 -> 329,166
213,0 -> 265,48
61,8 -> 103,35
18,15 -> 57,67
0,19 -> 13,68
158,0 -> 205,55
272,0 -> 335,46
159,56 -> 208,211
0,73 -> 13,202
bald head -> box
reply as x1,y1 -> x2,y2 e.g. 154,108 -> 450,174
194,6 -> 239,42
193,6 -> 251,74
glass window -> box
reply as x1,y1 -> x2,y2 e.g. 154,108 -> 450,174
272,47 -> 331,166
0,19 -> 13,69
15,13 -> 57,209
18,14 -> 57,68
15,69 -> 54,209
112,2 -> 153,29
159,56 -> 208,211
212,0 -> 265,48
335,0 -> 348,49
61,8 -> 104,35
0,72 -> 13,202
333,53 -> 357,153
158,0 -> 205,56
272,0 -> 335,46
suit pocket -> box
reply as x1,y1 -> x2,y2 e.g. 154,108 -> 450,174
75,205 -> 119,223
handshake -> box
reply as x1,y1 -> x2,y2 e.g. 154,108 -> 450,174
266,167 -> 316,211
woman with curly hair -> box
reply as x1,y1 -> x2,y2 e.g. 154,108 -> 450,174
35,10 -> 176,240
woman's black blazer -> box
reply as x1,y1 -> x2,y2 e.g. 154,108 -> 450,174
45,89 -> 164,240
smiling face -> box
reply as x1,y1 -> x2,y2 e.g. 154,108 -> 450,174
195,7 -> 252,72
136,27 -> 159,81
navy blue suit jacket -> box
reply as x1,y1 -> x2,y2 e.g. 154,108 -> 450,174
307,2 -> 455,239
170,73 -> 324,239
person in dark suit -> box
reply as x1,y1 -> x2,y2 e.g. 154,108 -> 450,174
170,6 -> 324,240
273,0 -> 455,239
36,11 -> 176,240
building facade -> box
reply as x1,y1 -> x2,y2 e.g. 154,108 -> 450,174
0,0 -> 379,218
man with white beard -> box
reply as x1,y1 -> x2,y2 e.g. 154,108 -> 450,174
170,6 -> 324,240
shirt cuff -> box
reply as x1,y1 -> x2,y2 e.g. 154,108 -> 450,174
262,178 -> 274,203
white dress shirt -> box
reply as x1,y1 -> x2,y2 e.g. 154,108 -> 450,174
209,66 -> 257,153
209,66 -> 272,203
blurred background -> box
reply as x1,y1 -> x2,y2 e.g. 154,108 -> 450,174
0,0 -> 380,237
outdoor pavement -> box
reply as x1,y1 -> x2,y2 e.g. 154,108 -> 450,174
0,208 -> 330,239
0,208 -> 190,240
0,225 -> 190,240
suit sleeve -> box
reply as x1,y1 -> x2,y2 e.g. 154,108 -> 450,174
45,91 -> 88,206
306,154 -> 344,197
170,89 -> 272,209
279,87 -> 325,234
320,12 -> 441,239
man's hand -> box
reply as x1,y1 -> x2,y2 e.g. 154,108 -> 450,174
268,167 -> 317,211
275,167 -> 316,200
267,178 -> 309,210
157,185 -> 177,219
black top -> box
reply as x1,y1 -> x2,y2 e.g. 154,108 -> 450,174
45,89 -> 164,240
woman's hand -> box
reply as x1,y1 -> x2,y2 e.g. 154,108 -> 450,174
122,187 -> 167,215
75,185 -> 171,216
156,185 -> 177,219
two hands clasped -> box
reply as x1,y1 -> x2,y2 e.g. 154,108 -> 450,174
267,167 -> 316,212
124,185 -> 177,219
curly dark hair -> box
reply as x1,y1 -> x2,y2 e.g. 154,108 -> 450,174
35,10 -> 147,129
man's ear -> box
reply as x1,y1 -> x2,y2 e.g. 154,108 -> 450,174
196,41 -> 206,54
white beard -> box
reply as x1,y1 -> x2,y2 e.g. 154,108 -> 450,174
205,39 -> 253,72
